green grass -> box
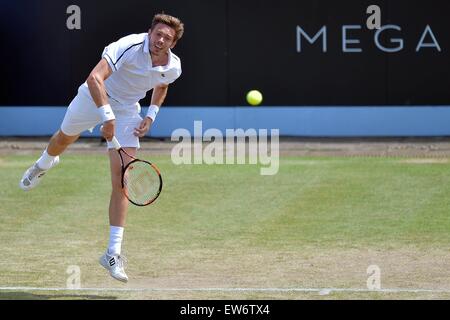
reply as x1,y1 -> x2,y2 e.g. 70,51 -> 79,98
1,154 -> 450,299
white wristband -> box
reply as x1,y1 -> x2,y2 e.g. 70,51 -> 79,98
146,105 -> 160,122
98,104 -> 115,122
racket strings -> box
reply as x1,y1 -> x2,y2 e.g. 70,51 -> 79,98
123,161 -> 160,205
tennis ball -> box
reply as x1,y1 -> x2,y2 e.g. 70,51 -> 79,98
246,90 -> 263,106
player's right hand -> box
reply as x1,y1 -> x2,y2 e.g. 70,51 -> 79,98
101,120 -> 115,141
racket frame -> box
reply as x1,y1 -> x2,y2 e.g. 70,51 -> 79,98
111,137 -> 163,206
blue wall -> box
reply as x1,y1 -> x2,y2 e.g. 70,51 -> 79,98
1,106 -> 450,137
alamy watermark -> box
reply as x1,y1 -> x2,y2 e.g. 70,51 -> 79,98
66,265 -> 81,289
366,5 -> 381,30
66,5 -> 81,30
367,264 -> 381,290
171,121 -> 279,175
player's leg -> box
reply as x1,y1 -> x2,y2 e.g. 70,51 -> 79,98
100,112 -> 141,283
19,84 -> 101,191
99,147 -> 136,283
19,130 -> 80,190
47,130 -> 80,156
108,146 -> 136,233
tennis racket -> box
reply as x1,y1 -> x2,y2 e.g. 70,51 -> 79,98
110,136 -> 163,206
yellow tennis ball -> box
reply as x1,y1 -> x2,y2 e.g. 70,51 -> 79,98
246,90 -> 263,106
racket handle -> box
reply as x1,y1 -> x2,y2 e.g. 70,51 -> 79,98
111,136 -> 121,150
100,125 -> 121,150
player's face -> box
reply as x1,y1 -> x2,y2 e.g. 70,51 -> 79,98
149,23 -> 177,55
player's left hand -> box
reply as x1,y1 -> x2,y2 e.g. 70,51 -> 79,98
134,117 -> 153,137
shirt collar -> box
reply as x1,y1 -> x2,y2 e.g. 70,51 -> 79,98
143,34 -> 150,54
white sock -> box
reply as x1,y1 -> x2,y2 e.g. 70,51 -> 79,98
37,149 -> 56,170
108,226 -> 124,256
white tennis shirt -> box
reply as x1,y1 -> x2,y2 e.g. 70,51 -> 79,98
101,33 -> 182,106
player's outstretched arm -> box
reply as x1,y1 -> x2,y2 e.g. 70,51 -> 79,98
133,84 -> 168,137
86,58 -> 113,106
151,84 -> 169,107
86,58 -> 115,140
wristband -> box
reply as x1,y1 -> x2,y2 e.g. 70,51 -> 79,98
98,104 -> 115,122
146,105 -> 160,122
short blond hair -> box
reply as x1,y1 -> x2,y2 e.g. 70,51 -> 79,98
151,13 -> 184,42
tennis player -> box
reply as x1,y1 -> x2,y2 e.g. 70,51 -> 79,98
19,13 -> 184,283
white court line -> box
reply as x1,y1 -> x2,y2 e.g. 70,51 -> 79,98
1,287 -> 450,294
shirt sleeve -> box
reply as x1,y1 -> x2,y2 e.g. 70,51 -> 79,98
101,34 -> 143,72
163,66 -> 182,85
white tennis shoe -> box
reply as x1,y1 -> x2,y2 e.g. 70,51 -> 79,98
99,252 -> 129,283
19,157 -> 60,191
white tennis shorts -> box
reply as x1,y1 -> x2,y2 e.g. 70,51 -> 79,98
61,83 -> 143,149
